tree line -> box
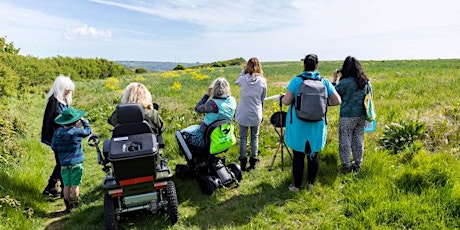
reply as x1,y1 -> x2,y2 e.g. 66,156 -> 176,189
0,36 -> 128,97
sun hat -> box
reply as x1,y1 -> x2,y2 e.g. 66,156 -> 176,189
55,107 -> 86,125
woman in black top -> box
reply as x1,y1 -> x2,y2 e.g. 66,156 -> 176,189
41,75 -> 75,197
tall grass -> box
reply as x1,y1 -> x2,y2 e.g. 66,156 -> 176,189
1,59 -> 460,229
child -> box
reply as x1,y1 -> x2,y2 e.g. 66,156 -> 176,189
235,58 -> 267,171
52,107 -> 92,212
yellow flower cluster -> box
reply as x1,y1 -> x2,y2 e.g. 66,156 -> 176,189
191,72 -> 210,80
104,77 -> 119,90
171,81 -> 182,90
162,71 -> 180,78
134,76 -> 146,82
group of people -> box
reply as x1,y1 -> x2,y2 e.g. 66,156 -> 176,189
41,79 -> 165,213
181,57 -> 267,172
40,54 -> 373,212
282,54 -> 372,192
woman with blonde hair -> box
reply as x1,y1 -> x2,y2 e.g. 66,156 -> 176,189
182,78 -> 237,149
108,82 -> 164,134
235,57 -> 267,171
41,75 -> 75,197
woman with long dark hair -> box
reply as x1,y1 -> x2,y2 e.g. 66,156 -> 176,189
332,56 -> 372,174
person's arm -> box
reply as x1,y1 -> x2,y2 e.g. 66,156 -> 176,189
328,90 -> 341,106
194,87 -> 218,113
75,119 -> 92,137
195,99 -> 218,113
281,90 -> 294,106
147,109 -> 165,134
332,69 -> 341,86
107,111 -> 117,126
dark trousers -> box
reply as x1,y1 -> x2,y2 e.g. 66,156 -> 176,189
46,150 -> 63,189
292,148 -> 319,188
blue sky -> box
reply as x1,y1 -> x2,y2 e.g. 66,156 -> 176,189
1,0 -> 459,63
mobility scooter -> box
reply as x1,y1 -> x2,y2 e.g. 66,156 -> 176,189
88,103 -> 178,229
174,119 -> 243,195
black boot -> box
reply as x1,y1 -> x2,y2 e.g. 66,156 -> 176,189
42,179 -> 59,197
248,157 -> 259,171
239,157 -> 247,171
64,199 -> 73,213
70,197 -> 79,208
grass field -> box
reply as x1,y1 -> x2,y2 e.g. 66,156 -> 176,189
1,59 -> 460,229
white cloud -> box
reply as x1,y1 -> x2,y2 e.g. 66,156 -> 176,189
2,0 -> 460,62
64,25 -> 112,41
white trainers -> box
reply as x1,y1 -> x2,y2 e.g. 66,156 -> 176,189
288,184 -> 300,192
306,184 -> 313,192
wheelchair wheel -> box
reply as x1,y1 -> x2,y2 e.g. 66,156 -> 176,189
165,181 -> 179,224
198,175 -> 216,195
228,163 -> 243,182
175,164 -> 188,179
104,191 -> 118,230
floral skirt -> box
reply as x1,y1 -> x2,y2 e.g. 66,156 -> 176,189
182,125 -> 205,148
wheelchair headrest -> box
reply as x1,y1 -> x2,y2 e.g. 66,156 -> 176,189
116,103 -> 145,124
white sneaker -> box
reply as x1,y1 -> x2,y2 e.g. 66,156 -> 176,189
288,184 -> 300,192
306,184 -> 313,192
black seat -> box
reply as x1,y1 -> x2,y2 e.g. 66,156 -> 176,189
112,103 -> 154,137
108,103 -> 158,185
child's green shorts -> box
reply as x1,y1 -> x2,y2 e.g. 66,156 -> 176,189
61,163 -> 83,186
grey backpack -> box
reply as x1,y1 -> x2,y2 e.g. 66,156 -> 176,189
293,76 -> 328,122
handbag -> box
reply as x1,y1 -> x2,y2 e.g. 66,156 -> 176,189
364,82 -> 376,121
364,120 -> 376,133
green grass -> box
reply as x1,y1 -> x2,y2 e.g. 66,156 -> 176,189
1,59 -> 460,229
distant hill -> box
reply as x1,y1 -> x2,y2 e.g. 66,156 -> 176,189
115,61 -> 201,72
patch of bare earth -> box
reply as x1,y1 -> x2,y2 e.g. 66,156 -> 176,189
272,82 -> 289,88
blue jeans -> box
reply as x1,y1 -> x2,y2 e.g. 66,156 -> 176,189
238,125 -> 260,159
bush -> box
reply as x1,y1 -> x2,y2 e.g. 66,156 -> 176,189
0,102 -> 26,166
0,61 -> 20,97
172,65 -> 185,71
135,68 -> 148,74
379,120 -> 428,154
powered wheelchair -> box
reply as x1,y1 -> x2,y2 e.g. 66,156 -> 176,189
88,103 -> 178,229
174,119 -> 243,195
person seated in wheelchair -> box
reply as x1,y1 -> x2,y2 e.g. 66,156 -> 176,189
181,78 -> 236,154
108,82 -> 165,135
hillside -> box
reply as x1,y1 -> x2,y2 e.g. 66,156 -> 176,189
115,60 -> 200,72
1,59 -> 460,229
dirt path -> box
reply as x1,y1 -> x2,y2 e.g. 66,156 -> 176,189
42,197 -> 69,230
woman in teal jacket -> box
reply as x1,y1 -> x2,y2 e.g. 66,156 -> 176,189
282,54 -> 341,192
332,56 -> 371,174
182,78 -> 236,149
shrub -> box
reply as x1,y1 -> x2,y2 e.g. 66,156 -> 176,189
173,65 -> 185,71
0,61 -> 20,97
379,120 -> 428,154
135,68 -> 148,74
0,103 -> 26,166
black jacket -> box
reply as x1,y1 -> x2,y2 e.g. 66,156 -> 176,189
41,96 -> 65,146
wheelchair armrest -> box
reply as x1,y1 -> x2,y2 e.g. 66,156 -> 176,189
102,139 -> 111,159
157,134 -> 165,149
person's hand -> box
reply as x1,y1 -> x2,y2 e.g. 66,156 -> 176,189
207,87 -> 213,96
333,69 -> 341,82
